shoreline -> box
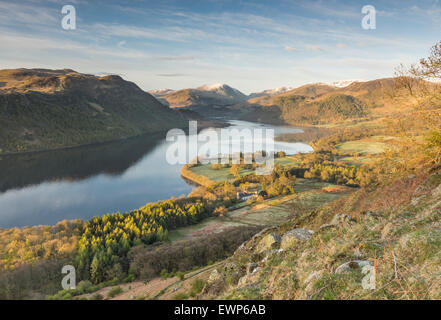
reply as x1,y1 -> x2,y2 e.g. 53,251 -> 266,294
0,119 -> 229,157
180,164 -> 218,188
0,120 -> 308,230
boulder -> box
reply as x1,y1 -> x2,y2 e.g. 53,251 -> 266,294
207,269 -> 223,284
334,260 -> 373,274
304,270 -> 325,295
281,228 -> 314,249
330,214 -> 356,225
320,214 -> 356,230
256,233 -> 282,253
247,262 -> 259,275
261,249 -> 284,263
201,268 -> 226,296
223,262 -> 237,272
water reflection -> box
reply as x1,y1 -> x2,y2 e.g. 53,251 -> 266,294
0,121 -> 313,228
0,133 -> 164,193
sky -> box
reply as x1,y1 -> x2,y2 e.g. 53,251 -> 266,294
0,0 -> 440,94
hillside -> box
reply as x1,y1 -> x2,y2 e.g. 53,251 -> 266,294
0,69 -> 187,153
156,84 -> 248,108
239,78 -> 426,125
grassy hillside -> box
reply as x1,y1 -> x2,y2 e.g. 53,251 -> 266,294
0,69 -> 187,153
197,106 -> 441,300
239,78 -> 427,126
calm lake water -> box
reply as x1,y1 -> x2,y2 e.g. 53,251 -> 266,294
0,120 -> 312,228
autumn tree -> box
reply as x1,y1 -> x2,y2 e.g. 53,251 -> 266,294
230,164 -> 241,179
395,41 -> 441,108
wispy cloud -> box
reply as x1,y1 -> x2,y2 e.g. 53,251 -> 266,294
0,1 -> 58,26
284,46 -> 299,52
0,0 -> 438,93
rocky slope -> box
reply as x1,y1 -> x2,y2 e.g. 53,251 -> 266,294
0,69 -> 186,153
199,171 -> 441,299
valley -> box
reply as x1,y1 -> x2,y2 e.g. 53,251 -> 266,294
0,41 -> 440,301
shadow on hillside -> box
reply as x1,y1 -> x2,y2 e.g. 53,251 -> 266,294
0,133 -> 164,193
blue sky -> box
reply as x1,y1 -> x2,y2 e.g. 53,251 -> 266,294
0,0 -> 440,93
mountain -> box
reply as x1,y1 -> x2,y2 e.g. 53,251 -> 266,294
158,83 -> 248,108
148,88 -> 175,97
238,78 -> 417,125
330,79 -> 364,88
247,83 -> 337,106
0,68 -> 186,153
148,89 -> 176,106
248,87 -> 293,99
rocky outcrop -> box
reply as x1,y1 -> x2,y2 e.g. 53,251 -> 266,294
255,233 -> 282,253
320,213 -> 356,230
281,228 -> 314,249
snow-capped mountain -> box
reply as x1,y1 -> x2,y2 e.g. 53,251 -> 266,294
330,80 -> 364,88
148,88 -> 175,97
154,84 -> 248,108
196,83 -> 248,102
248,87 -> 294,99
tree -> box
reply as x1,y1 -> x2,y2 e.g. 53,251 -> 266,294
230,164 -> 240,179
425,131 -> 441,169
211,163 -> 222,170
410,41 -> 441,80
222,182 -> 237,200
90,255 -> 102,284
395,41 -> 441,108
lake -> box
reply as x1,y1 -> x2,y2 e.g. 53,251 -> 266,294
0,120 -> 312,228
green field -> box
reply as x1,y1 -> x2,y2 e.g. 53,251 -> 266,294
336,140 -> 390,155
189,156 -> 301,184
274,156 -> 302,167
168,179 -> 353,242
188,164 -> 254,182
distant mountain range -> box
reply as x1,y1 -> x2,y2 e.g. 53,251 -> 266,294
149,85 -> 308,108
239,78 -> 415,125
1,69 -> 420,154
0,69 -> 186,153
248,87 -> 294,99
148,81 -> 368,109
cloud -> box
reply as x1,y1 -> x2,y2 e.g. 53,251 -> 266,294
336,43 -> 347,48
0,32 -> 151,59
0,1 -> 58,26
299,1 -> 360,19
90,23 -> 207,42
284,46 -> 299,52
